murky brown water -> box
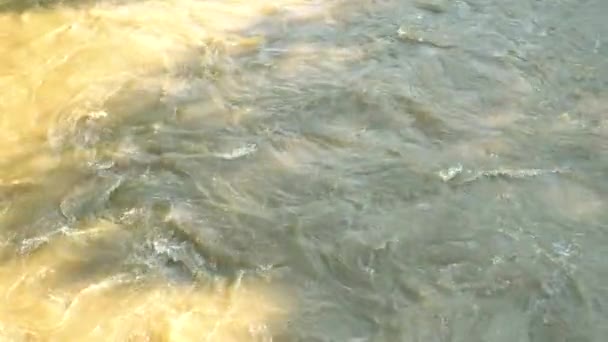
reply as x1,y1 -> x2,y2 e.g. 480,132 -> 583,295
0,0 -> 607,341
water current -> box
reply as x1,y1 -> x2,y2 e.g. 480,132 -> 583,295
0,0 -> 607,340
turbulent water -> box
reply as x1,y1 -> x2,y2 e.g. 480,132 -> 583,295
0,0 -> 606,340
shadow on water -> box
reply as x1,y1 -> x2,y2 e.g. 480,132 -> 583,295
1,0 -> 607,340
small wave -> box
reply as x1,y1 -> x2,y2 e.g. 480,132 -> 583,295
214,143 -> 258,160
439,165 -> 570,184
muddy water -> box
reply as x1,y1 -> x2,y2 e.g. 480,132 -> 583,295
0,0 -> 607,341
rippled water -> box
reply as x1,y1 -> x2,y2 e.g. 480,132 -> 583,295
0,0 -> 607,340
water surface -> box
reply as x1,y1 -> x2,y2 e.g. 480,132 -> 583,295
0,0 -> 607,340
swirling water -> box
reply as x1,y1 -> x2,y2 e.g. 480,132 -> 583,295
0,0 -> 606,341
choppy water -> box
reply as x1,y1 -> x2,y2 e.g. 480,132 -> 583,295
0,0 -> 607,340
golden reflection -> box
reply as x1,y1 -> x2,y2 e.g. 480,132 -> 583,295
0,220 -> 290,340
0,0 -> 315,185
0,0 -> 311,339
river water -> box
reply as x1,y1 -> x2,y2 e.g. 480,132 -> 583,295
0,0 -> 606,341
